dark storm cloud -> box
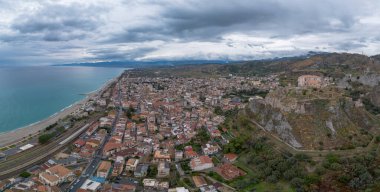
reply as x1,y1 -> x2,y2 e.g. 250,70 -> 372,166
110,0 -> 361,43
11,3 -> 105,42
0,0 -> 379,65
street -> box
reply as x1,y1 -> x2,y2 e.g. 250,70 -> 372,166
69,81 -> 123,191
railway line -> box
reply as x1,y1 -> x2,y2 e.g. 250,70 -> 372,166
0,118 -> 95,180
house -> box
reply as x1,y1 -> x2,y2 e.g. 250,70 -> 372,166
153,149 -> 171,162
157,161 -> 170,178
112,156 -> 125,177
142,179 -> 169,191
224,153 -> 238,162
0,178 -> 17,191
73,139 -> 86,148
101,183 -> 137,192
190,156 -> 214,171
200,185 -> 218,192
86,139 -> 101,148
134,164 -> 149,177
80,179 -> 101,191
103,142 -> 123,156
184,150 -> 198,159
125,158 -> 139,171
297,75 -> 323,88
39,165 -> 74,186
202,144 -> 219,155
175,150 -> 183,161
12,180 -> 35,190
142,179 -> 157,188
215,163 -> 246,180
168,187 -> 190,192
192,176 -> 207,188
97,161 -> 112,178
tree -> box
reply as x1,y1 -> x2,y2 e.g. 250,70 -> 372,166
214,106 -> 223,115
20,171 -> 31,178
38,133 -> 53,144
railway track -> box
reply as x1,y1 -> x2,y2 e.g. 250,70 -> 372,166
0,116 -> 100,180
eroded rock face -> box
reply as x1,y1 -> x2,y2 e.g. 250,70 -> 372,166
249,98 -> 302,148
248,89 -> 376,150
338,74 -> 380,88
369,85 -> 380,108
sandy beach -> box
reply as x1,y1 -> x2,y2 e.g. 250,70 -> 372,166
0,75 -> 120,147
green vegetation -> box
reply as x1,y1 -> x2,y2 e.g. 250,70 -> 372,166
363,97 -> 380,115
44,122 -> 57,131
147,165 -> 157,178
182,178 -> 195,188
125,105 -> 135,119
225,88 -> 269,101
38,133 -> 54,144
185,127 -> 210,153
180,160 -> 191,172
221,104 -> 380,191
19,171 -> 31,178
207,171 -> 225,182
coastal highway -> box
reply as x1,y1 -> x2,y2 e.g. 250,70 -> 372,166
69,80 -> 123,191
0,115 -> 100,180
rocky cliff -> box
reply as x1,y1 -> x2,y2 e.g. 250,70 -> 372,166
247,88 -> 380,150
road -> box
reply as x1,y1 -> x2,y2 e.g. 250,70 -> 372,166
69,80 -> 123,191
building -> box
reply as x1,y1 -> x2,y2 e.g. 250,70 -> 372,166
190,156 -> 214,171
184,150 -> 198,159
223,153 -> 238,162
157,161 -> 170,178
175,150 -> 183,161
200,185 -> 218,192
192,176 -> 207,188
168,187 -> 190,192
215,163 -> 246,180
39,165 -> 73,186
134,164 -> 149,177
125,158 -> 139,171
153,149 -> 171,162
73,139 -> 86,148
202,144 -> 219,155
97,161 -> 112,178
297,75 -> 323,88
112,156 -> 125,177
80,179 -> 101,191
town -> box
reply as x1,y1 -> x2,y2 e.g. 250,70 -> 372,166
0,71 -> 280,192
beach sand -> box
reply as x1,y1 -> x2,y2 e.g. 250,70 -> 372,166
0,76 -> 119,147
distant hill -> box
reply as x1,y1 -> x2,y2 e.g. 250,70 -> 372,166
53,60 -> 231,68
126,52 -> 380,78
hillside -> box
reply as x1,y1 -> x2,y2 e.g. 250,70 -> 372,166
246,87 -> 380,150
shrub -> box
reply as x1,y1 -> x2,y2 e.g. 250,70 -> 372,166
20,171 -> 31,178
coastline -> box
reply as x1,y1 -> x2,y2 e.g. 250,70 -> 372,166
0,72 -> 122,147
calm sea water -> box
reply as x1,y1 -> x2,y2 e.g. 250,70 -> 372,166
0,66 -> 125,133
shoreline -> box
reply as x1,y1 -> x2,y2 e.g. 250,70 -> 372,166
0,72 -> 122,147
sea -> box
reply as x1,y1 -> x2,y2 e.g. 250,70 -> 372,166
0,66 -> 125,133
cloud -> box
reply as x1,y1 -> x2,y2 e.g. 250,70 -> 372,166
11,2 -> 106,42
0,0 -> 380,65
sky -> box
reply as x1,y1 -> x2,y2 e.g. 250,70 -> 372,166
1,0 -> 380,65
